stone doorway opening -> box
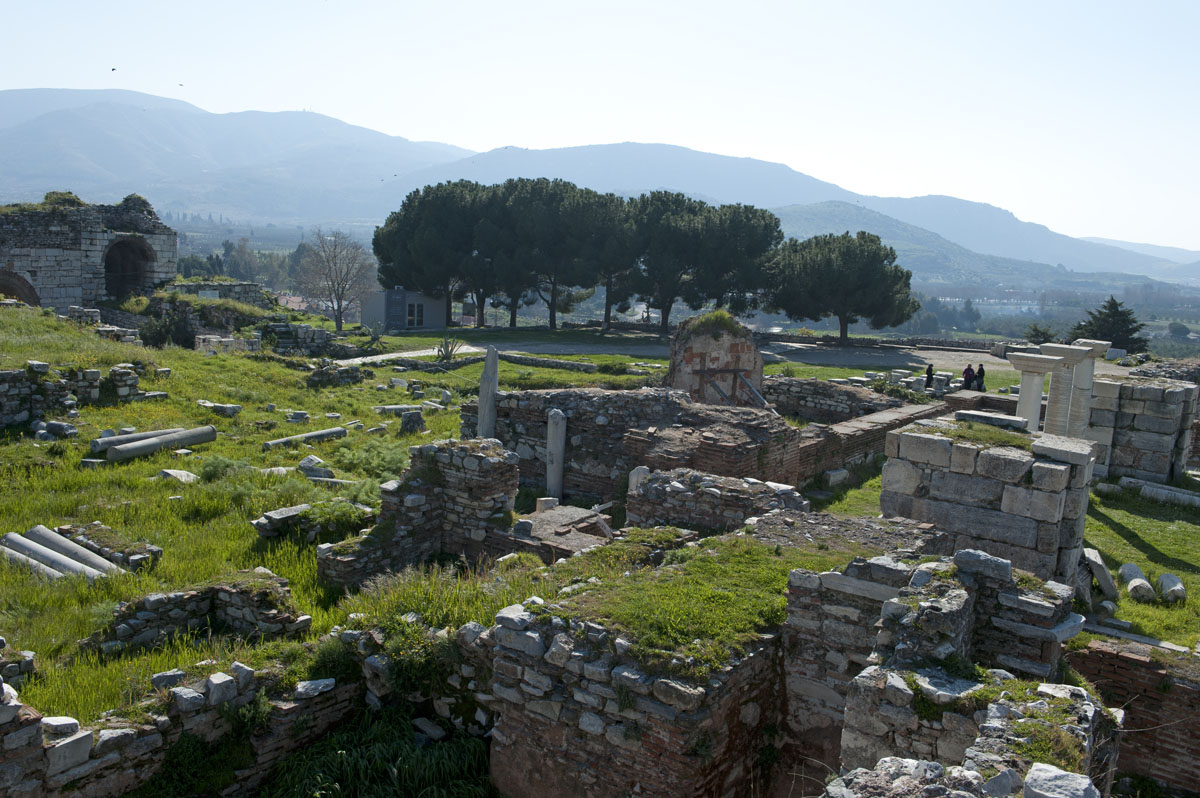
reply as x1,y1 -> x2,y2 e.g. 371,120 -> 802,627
104,237 -> 155,299
0,270 -> 40,305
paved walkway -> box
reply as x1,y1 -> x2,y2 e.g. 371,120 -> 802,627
335,345 -> 484,367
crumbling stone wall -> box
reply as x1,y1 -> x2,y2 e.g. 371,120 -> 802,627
461,388 -> 695,498
666,315 -> 764,406
880,422 -> 1095,582
0,367 -> 73,427
170,280 -> 274,309
194,334 -> 261,353
0,195 -> 177,308
762,376 -> 902,422
317,439 -> 527,588
1070,638 -> 1200,794
480,604 -> 786,798
625,468 -> 809,531
1083,378 -> 1197,483
78,573 -> 312,656
0,645 -> 360,797
840,549 -> 1083,770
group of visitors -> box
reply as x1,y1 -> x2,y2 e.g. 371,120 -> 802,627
922,363 -> 987,391
962,363 -> 986,392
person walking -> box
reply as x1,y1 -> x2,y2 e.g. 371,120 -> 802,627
975,363 -> 986,392
962,364 -> 975,390
925,364 -> 934,389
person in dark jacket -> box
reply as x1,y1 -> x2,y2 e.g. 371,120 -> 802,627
962,364 -> 975,389
975,363 -> 986,392
925,364 -> 934,388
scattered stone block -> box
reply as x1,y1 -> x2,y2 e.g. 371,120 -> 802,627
1082,548 -> 1118,600
295,678 -> 336,699
1117,563 -> 1156,602
156,469 -> 199,484
1157,573 -> 1186,603
1023,762 -> 1100,798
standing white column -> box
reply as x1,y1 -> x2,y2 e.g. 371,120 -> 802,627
477,346 -> 499,438
1007,353 -> 1063,432
1067,339 -> 1111,438
1039,344 -> 1091,436
546,408 -> 567,499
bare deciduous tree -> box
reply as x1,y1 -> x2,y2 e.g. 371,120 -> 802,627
298,228 -> 377,331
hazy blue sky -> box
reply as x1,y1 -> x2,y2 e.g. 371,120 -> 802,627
4,1 -> 1198,248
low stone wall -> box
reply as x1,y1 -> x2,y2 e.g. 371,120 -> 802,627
306,362 -> 368,388
263,322 -> 333,356
170,280 -> 274,309
78,573 -> 312,656
880,421 -> 1094,582
53,522 -> 161,571
482,604 -> 786,798
498,352 -> 597,372
762,376 -> 902,422
194,334 -> 261,353
1084,378 -> 1197,483
0,648 -> 360,797
1070,639 -> 1200,795
317,439 -> 525,588
626,467 -> 809,531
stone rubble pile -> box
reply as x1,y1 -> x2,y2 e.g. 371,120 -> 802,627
625,467 -> 810,531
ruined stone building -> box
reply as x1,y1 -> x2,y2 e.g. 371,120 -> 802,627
0,193 -> 177,309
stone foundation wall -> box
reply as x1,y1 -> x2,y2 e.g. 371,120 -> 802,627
263,322 -> 334,356
0,368 -> 72,427
762,376 -> 902,422
170,281 -> 274,309
461,388 -> 695,499
1083,378 -> 1197,483
481,605 -> 786,798
78,574 -> 312,656
0,651 -> 360,797
1069,639 -> 1200,794
317,439 -> 525,588
625,468 -> 809,531
880,422 -> 1095,582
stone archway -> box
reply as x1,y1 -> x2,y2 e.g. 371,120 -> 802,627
103,236 -> 156,299
0,270 -> 40,305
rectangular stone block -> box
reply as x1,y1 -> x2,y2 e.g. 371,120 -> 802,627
1061,487 -> 1089,520
950,443 -> 979,474
1133,414 -> 1180,434
898,433 -> 952,468
976,447 -> 1034,483
881,459 -> 923,495
1091,380 -> 1121,398
1031,462 -> 1070,492
1112,429 -> 1174,453
929,470 -> 1003,508
1090,396 -> 1119,412
1001,485 -> 1065,522
1031,434 -> 1095,465
1059,515 -> 1085,550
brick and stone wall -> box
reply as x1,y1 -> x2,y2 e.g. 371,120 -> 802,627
78,572 -> 312,656
170,280 -> 274,309
317,439 -> 529,588
762,376 -> 903,422
626,467 -> 809,532
1070,639 -> 1200,795
1083,378 -> 1197,483
666,316 -> 764,406
0,643 -> 360,797
464,388 -> 949,500
880,421 -> 1095,583
0,196 -> 177,308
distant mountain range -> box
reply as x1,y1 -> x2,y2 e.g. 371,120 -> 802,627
1,88 -> 1195,291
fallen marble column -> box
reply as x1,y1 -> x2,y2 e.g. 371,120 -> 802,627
262,426 -> 348,451
1,533 -> 104,580
107,426 -> 217,461
89,428 -> 184,454
0,545 -> 62,579
24,524 -> 124,574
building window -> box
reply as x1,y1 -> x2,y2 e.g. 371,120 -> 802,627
407,302 -> 424,327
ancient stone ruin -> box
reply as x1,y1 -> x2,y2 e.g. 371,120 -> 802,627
0,193 -> 177,308
666,312 -> 766,407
